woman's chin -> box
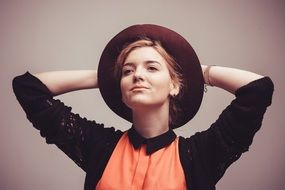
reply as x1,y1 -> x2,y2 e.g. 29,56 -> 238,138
125,100 -> 151,110
125,99 -> 166,111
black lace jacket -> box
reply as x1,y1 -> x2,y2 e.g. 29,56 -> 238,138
12,72 -> 274,190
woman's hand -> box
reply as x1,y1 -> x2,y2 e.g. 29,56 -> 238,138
201,65 -> 263,94
33,70 -> 98,96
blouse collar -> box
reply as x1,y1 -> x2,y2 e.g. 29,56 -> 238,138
127,126 -> 177,155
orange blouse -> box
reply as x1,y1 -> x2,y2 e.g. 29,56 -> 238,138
96,132 -> 186,190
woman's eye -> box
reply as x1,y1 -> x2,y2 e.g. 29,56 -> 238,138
122,69 -> 133,76
148,66 -> 158,71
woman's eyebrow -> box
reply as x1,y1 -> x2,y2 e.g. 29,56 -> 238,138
122,62 -> 135,67
145,60 -> 161,65
123,60 -> 161,68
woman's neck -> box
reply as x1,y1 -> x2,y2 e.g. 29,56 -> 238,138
132,103 -> 170,138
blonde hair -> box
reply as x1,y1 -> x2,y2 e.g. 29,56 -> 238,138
114,38 -> 183,126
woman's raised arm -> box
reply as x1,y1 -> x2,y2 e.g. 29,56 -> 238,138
201,65 -> 264,94
33,70 -> 98,96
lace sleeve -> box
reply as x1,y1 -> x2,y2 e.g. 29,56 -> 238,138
186,77 -> 274,185
12,71 -> 117,171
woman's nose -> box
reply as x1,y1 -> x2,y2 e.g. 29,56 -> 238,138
133,68 -> 145,82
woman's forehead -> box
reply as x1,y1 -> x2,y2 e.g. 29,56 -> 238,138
124,47 -> 166,64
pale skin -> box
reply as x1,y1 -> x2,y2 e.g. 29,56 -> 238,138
33,47 -> 263,138
120,47 -> 179,137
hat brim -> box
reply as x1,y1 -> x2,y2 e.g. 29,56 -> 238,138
98,24 -> 204,128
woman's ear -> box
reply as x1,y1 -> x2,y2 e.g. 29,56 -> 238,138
170,82 -> 180,97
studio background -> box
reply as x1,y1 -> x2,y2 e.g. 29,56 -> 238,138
1,1 -> 284,189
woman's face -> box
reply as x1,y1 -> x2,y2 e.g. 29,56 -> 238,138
120,47 -> 178,110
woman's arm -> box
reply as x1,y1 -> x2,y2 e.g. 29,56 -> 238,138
201,65 -> 263,94
33,70 -> 98,96
194,65 -> 274,184
12,71 -> 117,171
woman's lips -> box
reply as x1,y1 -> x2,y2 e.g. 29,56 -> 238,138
130,86 -> 149,91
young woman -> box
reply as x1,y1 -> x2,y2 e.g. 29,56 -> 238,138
12,24 -> 274,190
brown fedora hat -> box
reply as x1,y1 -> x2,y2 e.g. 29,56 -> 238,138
98,24 -> 204,128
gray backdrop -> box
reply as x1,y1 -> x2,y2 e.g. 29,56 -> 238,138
1,1 -> 284,189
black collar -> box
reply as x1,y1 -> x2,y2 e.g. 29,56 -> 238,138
127,126 -> 177,155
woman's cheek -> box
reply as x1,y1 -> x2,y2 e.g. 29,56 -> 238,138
120,82 -> 130,105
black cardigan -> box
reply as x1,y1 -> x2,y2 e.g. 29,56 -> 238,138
12,72 -> 274,190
